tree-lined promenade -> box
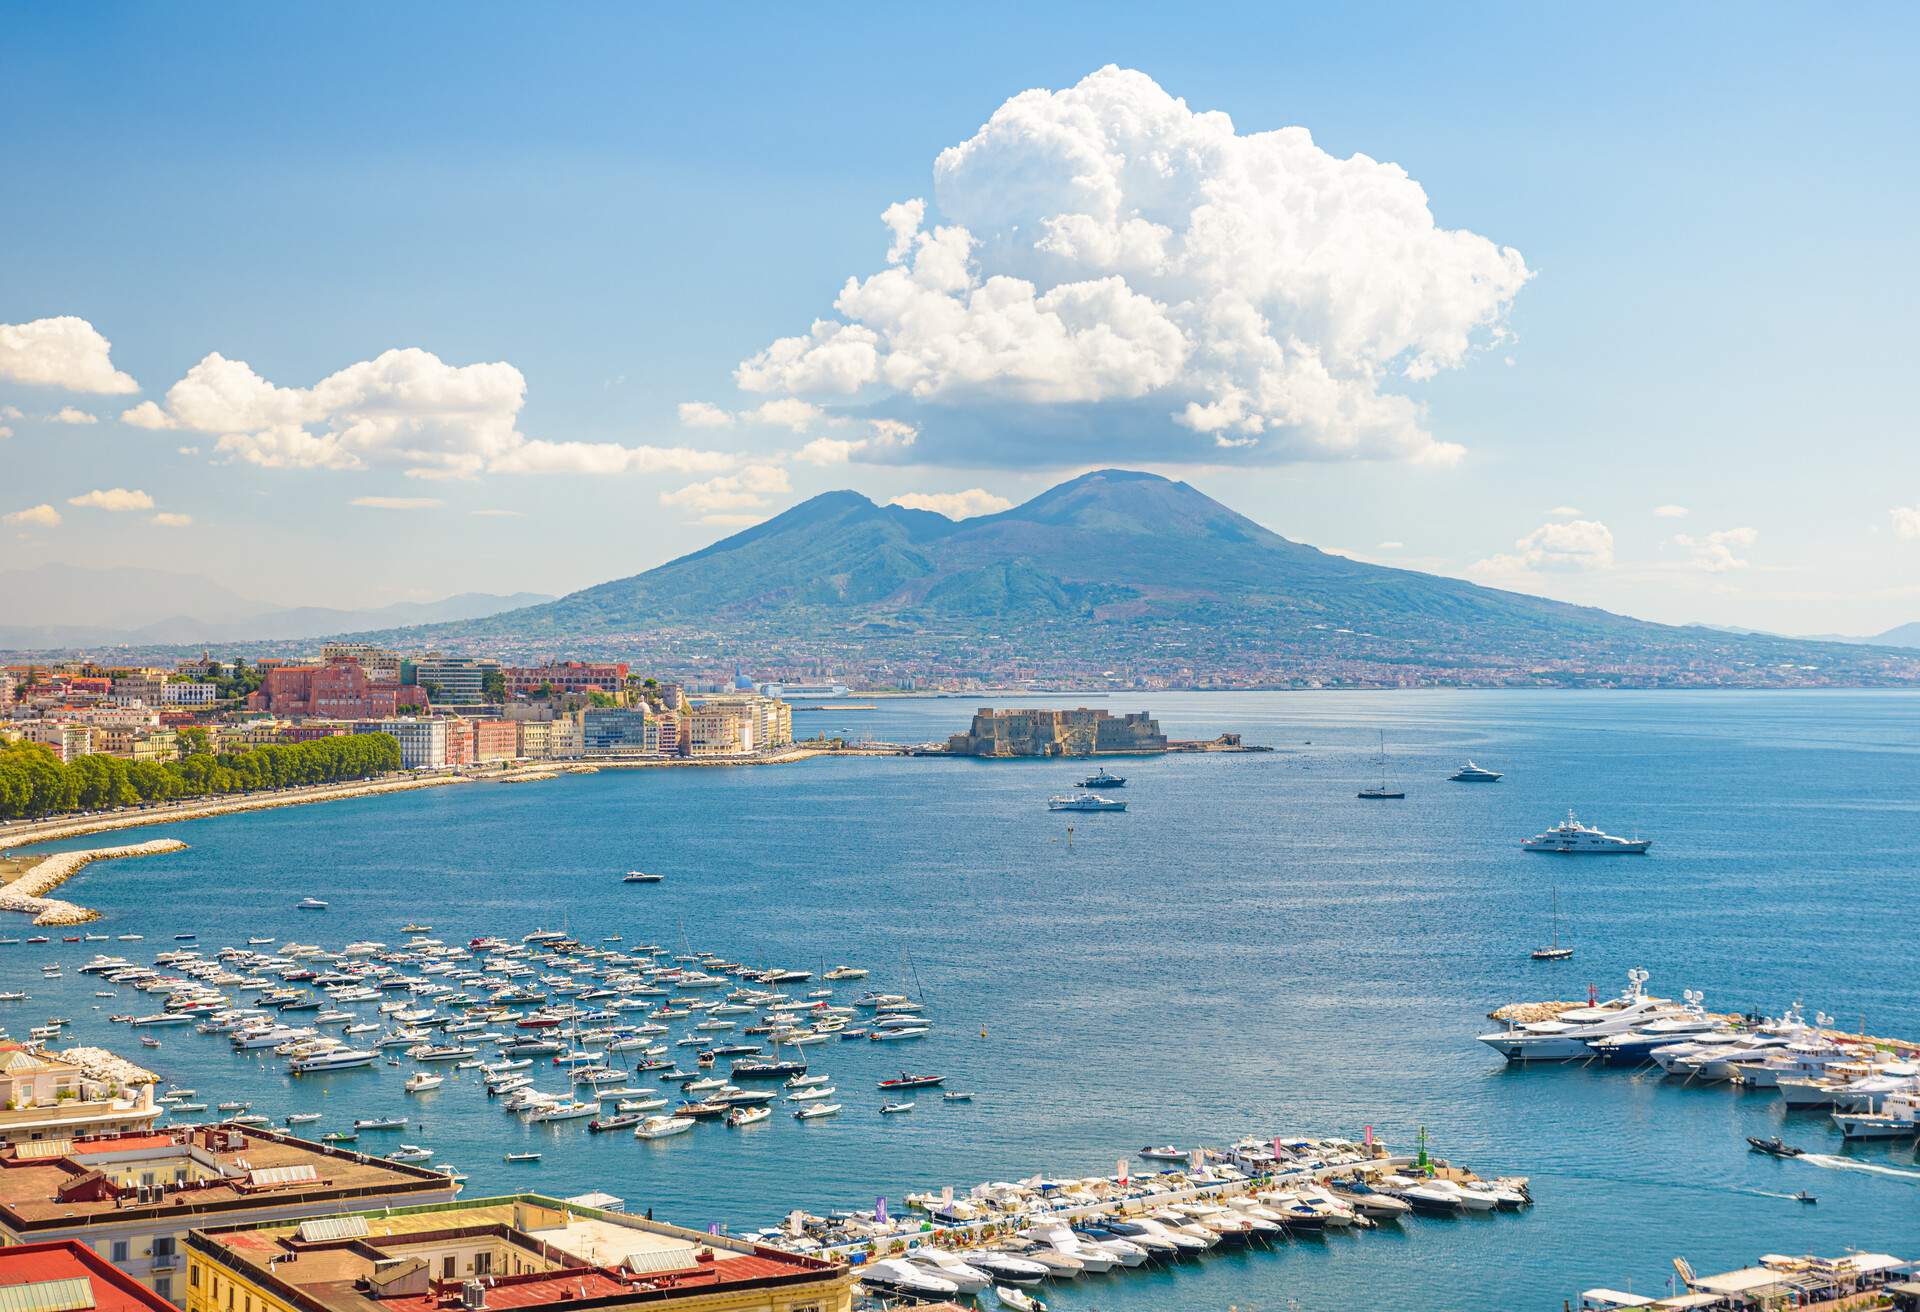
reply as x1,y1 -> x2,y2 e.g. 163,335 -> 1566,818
0,732 -> 402,820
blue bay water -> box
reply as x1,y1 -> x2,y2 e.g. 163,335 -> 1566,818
5,690 -> 1919,1310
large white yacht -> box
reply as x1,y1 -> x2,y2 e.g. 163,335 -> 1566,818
1478,970 -> 1674,1061
1521,811 -> 1651,854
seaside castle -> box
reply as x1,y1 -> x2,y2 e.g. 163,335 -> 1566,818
947,706 -> 1168,757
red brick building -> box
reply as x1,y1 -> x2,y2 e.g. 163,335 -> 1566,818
443,716 -> 475,766
504,661 -> 630,697
249,659 -> 425,719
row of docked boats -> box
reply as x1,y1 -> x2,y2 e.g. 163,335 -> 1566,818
749,1133 -> 1527,1303
1479,971 -> 1920,1141
75,923 -> 960,1162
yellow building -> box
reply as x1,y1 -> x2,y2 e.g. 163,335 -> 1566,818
186,1195 -> 850,1312
0,1044 -> 161,1145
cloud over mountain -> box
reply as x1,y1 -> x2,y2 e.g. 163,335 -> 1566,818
734,66 -> 1528,468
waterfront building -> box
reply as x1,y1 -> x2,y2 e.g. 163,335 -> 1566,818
684,695 -> 791,756
644,708 -> 680,756
947,706 -> 1167,757
472,718 -> 518,763
513,718 -> 553,759
408,655 -> 501,706
352,718 -> 447,770
443,716 -> 475,767
0,1126 -> 457,1304
186,1195 -> 850,1312
23,723 -> 93,762
0,1239 -> 180,1312
0,1046 -> 161,1146
581,707 -> 648,756
503,662 -> 629,698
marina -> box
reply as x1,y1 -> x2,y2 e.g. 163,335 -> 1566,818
1,690 -> 1916,1310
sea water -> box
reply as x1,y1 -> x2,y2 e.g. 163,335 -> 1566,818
4,690 -> 1918,1310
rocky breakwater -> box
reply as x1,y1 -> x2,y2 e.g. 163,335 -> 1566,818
0,840 -> 188,925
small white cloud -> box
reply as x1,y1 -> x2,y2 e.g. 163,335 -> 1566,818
1545,505 -> 1582,519
175,445 -> 201,456
0,426 -> 12,440
68,487 -> 154,511
1890,506 -> 1920,541
1673,526 -> 1757,572
1653,504 -> 1689,519
121,400 -> 177,430
744,398 -> 825,432
470,508 -> 526,518
0,406 -> 21,420
3,503 -> 62,528
49,406 -> 98,425
350,496 -> 443,510
486,439 -> 734,477
660,464 -> 791,521
1471,519 -> 1615,577
796,418 -> 918,466
677,401 -> 736,429
1214,435 -> 1259,450
149,512 -> 193,528
889,488 -> 1014,519
1376,540 -> 1404,550
0,317 -> 139,394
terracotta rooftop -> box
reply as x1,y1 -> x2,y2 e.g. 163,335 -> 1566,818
0,1127 -> 455,1232
0,1239 -> 178,1312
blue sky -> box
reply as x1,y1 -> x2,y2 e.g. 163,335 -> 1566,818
3,3 -> 1915,634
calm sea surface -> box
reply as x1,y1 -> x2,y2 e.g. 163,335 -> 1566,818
6,691 -> 1919,1310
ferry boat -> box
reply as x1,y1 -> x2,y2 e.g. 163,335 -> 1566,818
1449,761 -> 1503,782
1078,767 -> 1126,789
1047,794 -> 1127,813
1521,811 -> 1650,854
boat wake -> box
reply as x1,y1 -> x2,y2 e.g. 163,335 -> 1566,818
1798,1154 -> 1920,1182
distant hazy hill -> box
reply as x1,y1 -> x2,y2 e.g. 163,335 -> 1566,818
0,564 -> 550,648
430,469 -> 1917,687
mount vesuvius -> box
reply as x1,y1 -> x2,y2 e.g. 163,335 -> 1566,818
393,470 -> 1916,688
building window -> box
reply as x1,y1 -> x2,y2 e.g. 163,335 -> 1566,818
442,1257 -> 456,1279
112,1240 -> 129,1262
473,1253 -> 492,1276
154,1277 -> 172,1303
190,1268 -> 199,1288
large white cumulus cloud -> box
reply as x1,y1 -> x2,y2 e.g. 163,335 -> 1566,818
735,67 -> 1529,466
124,348 -> 733,480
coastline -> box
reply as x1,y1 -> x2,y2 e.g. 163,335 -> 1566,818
0,743 -> 899,849
0,839 -> 189,925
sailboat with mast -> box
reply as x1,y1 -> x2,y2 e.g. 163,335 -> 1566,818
1358,732 -> 1405,800
1531,884 -> 1574,960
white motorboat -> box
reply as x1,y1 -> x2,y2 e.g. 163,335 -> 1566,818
995,1289 -> 1046,1312
387,1144 -> 433,1162
862,1259 -> 956,1299
404,1072 -> 444,1093
1047,794 -> 1126,813
966,1251 -> 1049,1284
1479,970 -> 1674,1060
907,1248 -> 991,1292
634,1115 -> 694,1139
1833,1091 -> 1920,1140
1521,811 -> 1650,854
525,1099 -> 598,1123
297,898 -> 329,910
793,1102 -> 841,1119
290,1047 -> 377,1074
787,1085 -> 836,1102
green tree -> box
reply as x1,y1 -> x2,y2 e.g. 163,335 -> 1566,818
481,670 -> 507,702
176,727 -> 212,759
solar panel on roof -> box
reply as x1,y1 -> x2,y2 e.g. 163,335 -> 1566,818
0,1277 -> 98,1312
247,1163 -> 318,1188
297,1216 -> 369,1243
621,1246 -> 700,1275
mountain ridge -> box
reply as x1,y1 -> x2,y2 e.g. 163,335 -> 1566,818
413,470 -> 1917,688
